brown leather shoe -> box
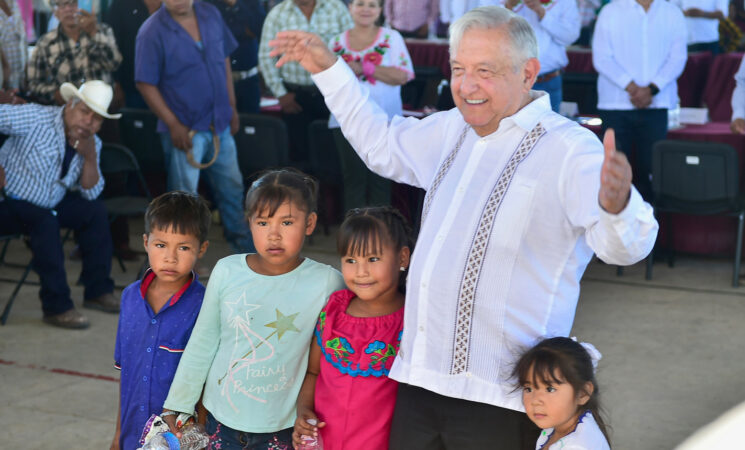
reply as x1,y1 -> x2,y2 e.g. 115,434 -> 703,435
43,309 -> 90,329
83,293 -> 120,313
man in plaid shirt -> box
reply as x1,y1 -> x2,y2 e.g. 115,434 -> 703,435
258,0 -> 352,163
26,0 -> 122,105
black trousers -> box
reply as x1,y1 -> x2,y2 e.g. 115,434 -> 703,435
389,384 -> 540,450
599,108 -> 668,201
282,83 -> 330,164
0,193 -> 114,315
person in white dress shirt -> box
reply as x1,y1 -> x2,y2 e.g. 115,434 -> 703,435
439,0 -> 481,25
592,0 -> 687,201
730,56 -> 745,134
269,5 -> 657,449
499,0 -> 580,112
672,0 -> 728,54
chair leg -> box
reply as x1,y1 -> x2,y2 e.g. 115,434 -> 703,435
1,263 -> 33,326
0,238 -> 10,263
733,212 -> 744,288
646,252 -> 653,280
616,266 -> 624,276
117,254 -> 126,273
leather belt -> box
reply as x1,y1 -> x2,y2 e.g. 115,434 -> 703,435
232,66 -> 259,82
284,82 -> 321,94
535,70 -> 561,84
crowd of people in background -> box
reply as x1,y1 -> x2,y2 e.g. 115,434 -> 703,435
0,0 -> 744,449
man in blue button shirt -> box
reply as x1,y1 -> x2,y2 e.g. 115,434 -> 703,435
112,191 -> 210,450
135,0 -> 254,253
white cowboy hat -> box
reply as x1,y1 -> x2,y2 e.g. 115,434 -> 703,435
60,80 -> 121,119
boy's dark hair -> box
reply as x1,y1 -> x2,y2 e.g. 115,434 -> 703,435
244,168 -> 318,218
337,206 -> 414,292
144,191 -> 212,243
512,337 -> 611,446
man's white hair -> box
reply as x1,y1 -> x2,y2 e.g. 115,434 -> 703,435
449,6 -> 538,69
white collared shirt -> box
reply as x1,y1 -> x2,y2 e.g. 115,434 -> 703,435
672,0 -> 728,44
439,0 -> 482,23
731,57 -> 745,121
312,58 -> 657,410
497,0 -> 580,74
592,0 -> 687,111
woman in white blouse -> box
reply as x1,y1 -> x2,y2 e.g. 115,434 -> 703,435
328,0 -> 414,210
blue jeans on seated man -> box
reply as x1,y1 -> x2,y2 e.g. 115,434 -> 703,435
160,126 -> 255,253
0,193 -> 114,316
533,74 -> 562,113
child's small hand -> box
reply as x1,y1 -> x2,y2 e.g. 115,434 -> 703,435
292,411 -> 325,448
161,409 -> 183,439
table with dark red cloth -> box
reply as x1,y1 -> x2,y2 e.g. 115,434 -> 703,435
564,49 -> 717,109
702,52 -> 743,121
405,38 -> 452,79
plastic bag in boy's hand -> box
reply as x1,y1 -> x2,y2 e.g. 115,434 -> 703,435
137,413 -> 209,450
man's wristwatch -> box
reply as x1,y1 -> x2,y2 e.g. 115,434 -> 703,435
648,83 -> 660,96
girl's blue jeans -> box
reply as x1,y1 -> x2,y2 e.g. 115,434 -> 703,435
205,411 -> 293,450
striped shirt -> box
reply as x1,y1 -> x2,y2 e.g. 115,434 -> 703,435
0,104 -> 104,209
26,24 -> 122,104
384,0 -> 439,34
258,0 -> 352,98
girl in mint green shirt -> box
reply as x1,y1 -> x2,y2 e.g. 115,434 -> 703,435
162,170 -> 344,449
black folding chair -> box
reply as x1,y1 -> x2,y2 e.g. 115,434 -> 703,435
234,113 -> 290,185
118,108 -> 166,175
0,233 -> 34,325
647,140 -> 745,287
100,143 -> 153,272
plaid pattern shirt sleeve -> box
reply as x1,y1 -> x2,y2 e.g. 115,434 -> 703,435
0,104 -> 105,208
259,0 -> 352,98
26,24 -> 122,104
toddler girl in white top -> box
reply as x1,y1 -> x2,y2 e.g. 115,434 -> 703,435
514,337 -> 611,450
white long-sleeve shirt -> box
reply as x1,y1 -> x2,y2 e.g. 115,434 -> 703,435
439,0 -> 482,23
312,58 -> 658,410
592,0 -> 687,111
500,0 -> 580,74
731,57 -> 745,121
672,0 -> 728,44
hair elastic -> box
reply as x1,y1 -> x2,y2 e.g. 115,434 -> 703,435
571,336 -> 602,373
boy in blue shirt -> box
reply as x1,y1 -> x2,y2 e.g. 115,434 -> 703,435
111,191 -> 211,450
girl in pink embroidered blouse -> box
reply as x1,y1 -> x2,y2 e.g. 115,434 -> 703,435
292,207 -> 413,450
327,0 -> 415,211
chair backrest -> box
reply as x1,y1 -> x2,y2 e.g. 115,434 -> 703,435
307,119 -> 341,184
100,143 -> 153,199
234,113 -> 289,182
118,108 -> 165,174
652,140 -> 740,214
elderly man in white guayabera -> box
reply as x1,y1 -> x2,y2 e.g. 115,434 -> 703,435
270,6 -> 658,449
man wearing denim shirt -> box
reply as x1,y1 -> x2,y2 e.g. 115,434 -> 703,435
136,0 -> 254,253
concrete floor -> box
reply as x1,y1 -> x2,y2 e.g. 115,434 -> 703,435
1,221 -> 744,449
